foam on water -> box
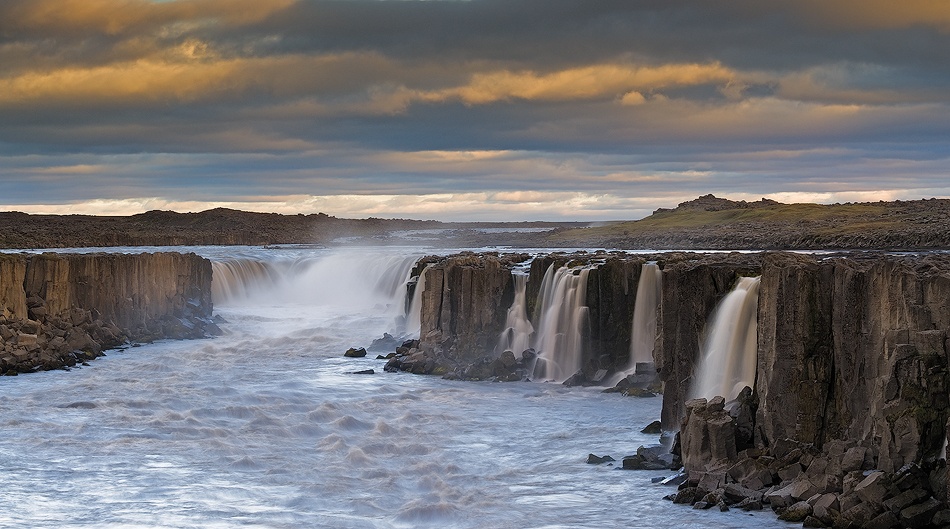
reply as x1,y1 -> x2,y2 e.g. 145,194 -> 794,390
0,247 -> 785,529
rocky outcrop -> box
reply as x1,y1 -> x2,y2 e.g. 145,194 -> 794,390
674,252 -> 950,528
0,252 -> 217,374
418,252 -> 527,362
754,253 -> 950,470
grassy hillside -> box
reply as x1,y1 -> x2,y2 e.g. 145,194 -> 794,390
547,196 -> 950,250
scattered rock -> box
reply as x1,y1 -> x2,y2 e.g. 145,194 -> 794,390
586,454 -> 615,464
343,347 -> 367,358
641,420 -> 662,434
778,501 -> 813,522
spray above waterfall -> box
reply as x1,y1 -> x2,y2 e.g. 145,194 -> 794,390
691,276 -> 761,401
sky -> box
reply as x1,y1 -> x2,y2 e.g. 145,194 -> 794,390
1,0 -> 949,221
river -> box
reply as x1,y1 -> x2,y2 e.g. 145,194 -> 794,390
0,246 -> 786,528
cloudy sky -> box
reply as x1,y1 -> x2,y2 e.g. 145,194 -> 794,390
1,0 -> 949,220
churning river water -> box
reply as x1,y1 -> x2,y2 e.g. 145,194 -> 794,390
0,246 -> 787,528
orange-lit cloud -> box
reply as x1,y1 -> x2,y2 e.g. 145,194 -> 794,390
430,63 -> 739,105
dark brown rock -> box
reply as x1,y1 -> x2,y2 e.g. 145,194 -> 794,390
899,497 -> 942,527
0,252 -> 215,373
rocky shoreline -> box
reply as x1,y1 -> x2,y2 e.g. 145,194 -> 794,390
0,252 -> 220,375
672,394 -> 950,527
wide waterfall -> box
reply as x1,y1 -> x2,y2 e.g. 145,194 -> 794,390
496,272 -> 533,356
211,259 -> 281,303
691,276 -> 761,401
211,249 -> 421,332
532,264 -> 591,382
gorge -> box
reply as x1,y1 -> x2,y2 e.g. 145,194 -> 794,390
385,249 -> 950,528
2,246 -> 949,528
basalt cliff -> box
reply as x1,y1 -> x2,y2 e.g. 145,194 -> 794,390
0,252 -> 218,375
384,250 -> 950,528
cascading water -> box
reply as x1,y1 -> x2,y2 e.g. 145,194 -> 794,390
496,272 -> 533,356
605,262 -> 662,386
211,250 -> 422,334
631,263 -> 662,365
531,264 -> 591,382
404,265 -> 428,338
691,276 -> 761,401
211,259 -> 281,304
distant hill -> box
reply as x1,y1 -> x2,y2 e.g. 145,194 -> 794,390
0,208 -> 431,249
2,196 -> 948,250
548,194 -> 950,250
0,208 -> 582,249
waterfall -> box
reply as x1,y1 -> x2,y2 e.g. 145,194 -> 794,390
211,251 -> 421,332
496,272 -> 534,356
631,263 -> 662,365
211,259 -> 281,304
691,276 -> 761,401
605,262 -> 662,386
404,266 -> 428,338
531,264 -> 591,382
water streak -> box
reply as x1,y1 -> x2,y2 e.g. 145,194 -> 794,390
606,262 -> 662,386
532,264 -> 591,382
691,276 -> 761,401
404,266 -> 428,338
496,272 -> 534,356
631,263 -> 662,365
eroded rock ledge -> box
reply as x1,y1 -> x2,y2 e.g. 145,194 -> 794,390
0,252 -> 218,374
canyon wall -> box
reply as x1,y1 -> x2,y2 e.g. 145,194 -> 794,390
674,252 -> 950,527
754,252 -> 950,471
0,252 -> 217,374
412,250 -> 950,472
413,251 -> 762,386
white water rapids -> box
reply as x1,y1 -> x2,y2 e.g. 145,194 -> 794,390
0,246 -> 784,528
